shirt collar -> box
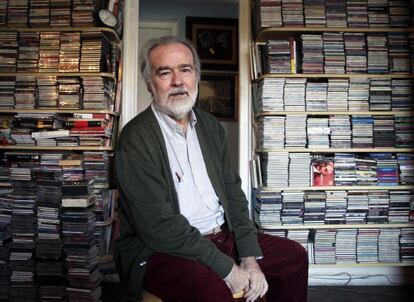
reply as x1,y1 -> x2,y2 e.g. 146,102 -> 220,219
151,104 -> 197,136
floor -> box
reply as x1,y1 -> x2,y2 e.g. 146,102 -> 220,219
101,283 -> 414,301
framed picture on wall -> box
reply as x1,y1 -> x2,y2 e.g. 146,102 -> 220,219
186,17 -> 238,71
197,72 -> 238,121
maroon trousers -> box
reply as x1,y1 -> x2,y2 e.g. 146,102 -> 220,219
143,232 -> 308,302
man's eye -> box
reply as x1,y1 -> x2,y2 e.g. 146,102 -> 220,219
159,71 -> 171,77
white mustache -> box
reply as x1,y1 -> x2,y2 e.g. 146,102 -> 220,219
168,89 -> 188,97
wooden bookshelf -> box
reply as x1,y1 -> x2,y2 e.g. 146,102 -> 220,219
258,73 -> 414,80
260,185 -> 414,192
256,111 -> 414,117
262,223 -> 414,230
0,145 -> 113,151
0,72 -> 116,79
309,262 -> 414,268
256,26 -> 414,43
0,109 -> 119,115
0,26 -> 121,43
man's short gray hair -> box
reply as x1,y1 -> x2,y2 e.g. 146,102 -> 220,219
140,36 -> 201,86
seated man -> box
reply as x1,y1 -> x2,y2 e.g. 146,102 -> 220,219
114,36 -> 308,302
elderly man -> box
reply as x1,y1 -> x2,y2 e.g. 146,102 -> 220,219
115,36 -> 308,302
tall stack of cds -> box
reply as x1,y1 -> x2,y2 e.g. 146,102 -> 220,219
346,0 -> 369,27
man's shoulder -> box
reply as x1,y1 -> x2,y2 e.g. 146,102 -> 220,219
121,107 -> 156,135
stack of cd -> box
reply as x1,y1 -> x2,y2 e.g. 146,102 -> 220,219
323,32 -> 345,74
378,228 -> 401,263
17,32 -> 40,72
50,0 -> 71,27
289,152 -> 311,186
367,33 -> 389,74
59,32 -> 81,72
395,115 -> 414,148
327,79 -> 349,111
307,117 -> 330,148
6,0 -> 28,27
346,0 -> 369,27
369,78 -> 392,111
36,76 -> 58,108
0,77 -> 16,108
0,31 -> 18,71
71,0 -> 98,27
325,0 -> 347,27
348,78 -> 370,111
336,228 -> 358,263
303,191 -> 326,224
9,184 -> 38,301
352,115 -> 374,147
305,81 -> 328,111
329,115 -> 352,148
257,116 -> 285,149
281,191 -> 304,225
256,78 -> 285,111
388,32 -> 411,74
346,191 -> 369,223
14,76 -> 36,110
254,191 -> 283,230
388,190 -> 411,223
28,0 -> 50,27
301,34 -> 324,73
373,115 -> 395,147
357,228 -> 379,263
389,0 -> 410,27
367,0 -> 389,26
314,229 -> 336,264
397,153 -> 414,185
285,115 -> 307,147
263,152 -> 289,187
334,153 -> 357,186
39,32 -> 60,73
281,0 -> 304,27
284,78 -> 306,111
325,190 -> 347,224
304,0 -> 326,27
391,79 -> 412,110
58,77 -> 81,109
344,33 -> 367,74
367,190 -> 389,223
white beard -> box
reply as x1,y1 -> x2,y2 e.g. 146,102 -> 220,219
153,87 -> 198,120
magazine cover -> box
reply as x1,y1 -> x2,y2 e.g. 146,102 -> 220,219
312,157 -> 334,186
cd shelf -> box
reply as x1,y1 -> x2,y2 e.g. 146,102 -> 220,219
0,72 -> 116,79
257,148 -> 414,153
260,185 -> 414,192
256,26 -> 414,43
257,111 -> 414,116
0,26 -> 121,44
262,223 -> 414,230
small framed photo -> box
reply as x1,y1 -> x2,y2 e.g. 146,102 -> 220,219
186,17 -> 238,71
197,73 -> 238,121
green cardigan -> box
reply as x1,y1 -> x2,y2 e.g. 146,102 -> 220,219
114,107 -> 262,301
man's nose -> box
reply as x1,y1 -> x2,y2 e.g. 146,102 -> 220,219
171,71 -> 183,86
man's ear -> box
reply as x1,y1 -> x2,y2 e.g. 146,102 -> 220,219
147,85 -> 153,94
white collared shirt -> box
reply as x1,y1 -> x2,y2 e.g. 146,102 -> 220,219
152,105 -> 224,234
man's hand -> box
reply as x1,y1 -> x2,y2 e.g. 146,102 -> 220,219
240,257 -> 268,302
223,264 -> 250,295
